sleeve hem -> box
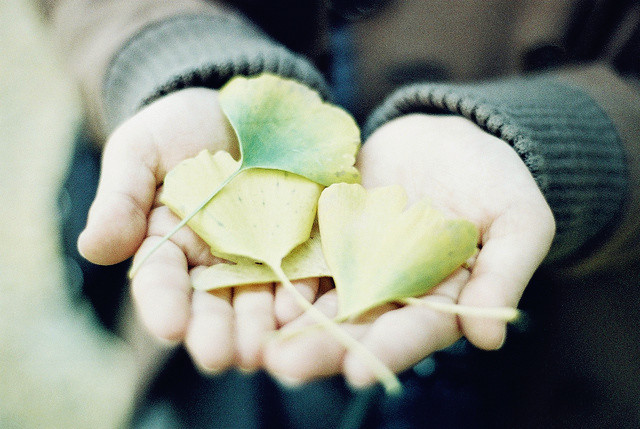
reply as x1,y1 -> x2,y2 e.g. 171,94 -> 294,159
363,75 -> 628,261
103,14 -> 328,132
364,84 -> 547,190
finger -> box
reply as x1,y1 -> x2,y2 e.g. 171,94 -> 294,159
343,270 -> 468,388
274,277 -> 320,326
264,290 -> 367,382
147,206 -> 217,267
459,205 -> 555,350
78,122 -> 157,265
78,88 -> 237,266
130,236 -> 192,341
185,271 -> 235,372
233,283 -> 276,371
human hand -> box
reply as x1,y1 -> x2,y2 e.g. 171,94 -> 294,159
78,87 -> 317,371
263,113 -> 555,387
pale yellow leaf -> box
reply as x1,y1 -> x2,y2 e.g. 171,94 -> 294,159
160,150 -> 322,265
318,183 -> 479,320
193,227 -> 331,290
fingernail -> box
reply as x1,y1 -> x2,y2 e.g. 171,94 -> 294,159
344,358 -> 377,392
198,364 -> 226,376
345,377 -> 377,394
156,337 -> 181,348
76,230 -> 88,258
238,366 -> 258,375
271,372 -> 303,389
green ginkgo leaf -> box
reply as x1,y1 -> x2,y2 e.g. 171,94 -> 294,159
192,226 -> 331,290
318,183 -> 479,320
160,150 -> 322,266
219,73 -> 361,186
130,73 -> 360,276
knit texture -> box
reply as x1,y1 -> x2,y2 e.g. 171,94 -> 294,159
103,14 -> 329,132
364,76 -> 628,261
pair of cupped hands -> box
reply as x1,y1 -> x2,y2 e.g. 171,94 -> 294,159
79,87 -> 554,388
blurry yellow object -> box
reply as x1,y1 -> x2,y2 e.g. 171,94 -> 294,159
0,1 -> 137,428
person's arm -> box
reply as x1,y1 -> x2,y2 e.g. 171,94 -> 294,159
42,0 -> 332,381
554,65 -> 640,276
363,66 -> 638,269
39,0 -> 223,139
262,66 -> 638,387
40,0 -> 328,140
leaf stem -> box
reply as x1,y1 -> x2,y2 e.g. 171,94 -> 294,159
268,262 -> 402,396
272,323 -> 323,342
400,297 -> 520,322
129,167 -> 245,278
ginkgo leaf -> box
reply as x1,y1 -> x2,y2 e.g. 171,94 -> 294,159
160,150 -> 322,266
192,227 -> 331,290
129,74 -> 361,277
318,183 -> 479,320
219,73 -> 361,185
161,150 -> 402,394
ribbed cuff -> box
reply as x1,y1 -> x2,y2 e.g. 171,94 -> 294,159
364,75 -> 628,261
103,14 -> 329,132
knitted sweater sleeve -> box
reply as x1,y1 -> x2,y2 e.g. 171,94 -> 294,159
102,14 -> 328,133
363,67 -> 635,264
40,0 -> 327,137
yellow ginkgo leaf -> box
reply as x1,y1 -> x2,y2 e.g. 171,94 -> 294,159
160,150 -> 322,266
318,183 -> 479,320
129,74 -> 360,277
193,227 -> 331,290
161,151 -> 402,394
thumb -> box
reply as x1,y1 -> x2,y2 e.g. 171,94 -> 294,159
78,88 -> 237,266
77,121 -> 157,265
458,205 -> 555,350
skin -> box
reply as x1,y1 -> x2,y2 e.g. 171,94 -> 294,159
265,113 -> 555,386
78,87 -> 555,386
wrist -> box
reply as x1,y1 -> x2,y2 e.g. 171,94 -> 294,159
103,14 -> 328,134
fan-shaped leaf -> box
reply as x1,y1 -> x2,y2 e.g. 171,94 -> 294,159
160,150 -> 322,266
219,73 -> 361,185
318,183 -> 479,320
193,227 -> 330,290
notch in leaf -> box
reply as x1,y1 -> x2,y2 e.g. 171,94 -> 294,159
318,183 -> 480,320
160,150 -> 401,395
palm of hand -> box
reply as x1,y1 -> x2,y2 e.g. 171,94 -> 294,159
80,88 -> 553,388
78,88 -> 324,372
263,114 -> 555,387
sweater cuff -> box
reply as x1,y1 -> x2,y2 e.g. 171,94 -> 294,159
103,14 -> 328,132
363,75 -> 628,261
